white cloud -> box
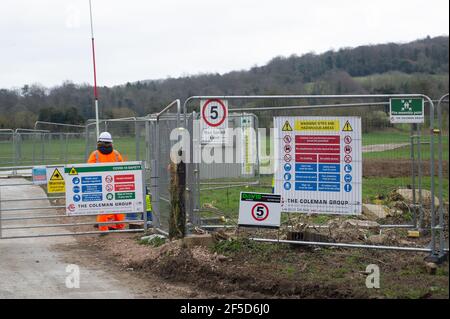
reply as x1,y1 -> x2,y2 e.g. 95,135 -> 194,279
0,0 -> 448,88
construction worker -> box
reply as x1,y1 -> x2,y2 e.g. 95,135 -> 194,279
87,132 -> 125,231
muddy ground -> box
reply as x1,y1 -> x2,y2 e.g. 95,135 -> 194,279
65,226 -> 448,299
53,181 -> 448,300
363,159 -> 448,178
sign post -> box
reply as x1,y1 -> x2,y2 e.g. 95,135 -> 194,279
238,192 -> 281,228
274,116 -> 362,215
65,162 -> 145,217
390,98 -> 424,123
200,99 -> 228,144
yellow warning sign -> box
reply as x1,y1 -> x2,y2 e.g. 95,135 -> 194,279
342,121 -> 353,132
47,167 -> 66,194
282,121 -> 293,131
295,120 -> 339,131
69,167 -> 78,175
50,168 -> 63,181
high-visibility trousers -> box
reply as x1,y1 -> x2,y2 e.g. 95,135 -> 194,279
97,214 -> 125,231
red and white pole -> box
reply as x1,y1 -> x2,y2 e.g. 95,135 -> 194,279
89,0 -> 100,139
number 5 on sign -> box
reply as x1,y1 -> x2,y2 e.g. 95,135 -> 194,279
239,192 -> 281,228
200,99 -> 228,144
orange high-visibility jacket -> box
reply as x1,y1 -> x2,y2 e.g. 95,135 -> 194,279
87,149 -> 123,163
87,149 -> 124,231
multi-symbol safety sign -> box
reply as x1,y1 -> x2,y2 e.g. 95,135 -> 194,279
65,162 -> 144,216
238,192 -> 281,228
200,99 -> 228,144
274,116 -> 362,215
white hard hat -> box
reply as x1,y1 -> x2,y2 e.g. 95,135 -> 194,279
98,132 -> 113,143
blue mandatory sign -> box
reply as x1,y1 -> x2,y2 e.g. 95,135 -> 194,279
73,186 -> 80,193
73,194 -> 81,202
284,182 -> 292,190
72,177 -> 80,185
344,174 -> 353,183
344,184 -> 352,192
284,163 -> 292,171
344,164 -> 352,173
284,173 -> 292,181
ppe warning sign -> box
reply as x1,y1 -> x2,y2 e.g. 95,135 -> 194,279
275,116 -> 362,215
65,162 -> 144,216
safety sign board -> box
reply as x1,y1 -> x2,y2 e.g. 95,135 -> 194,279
65,162 -> 144,216
240,115 -> 256,176
32,166 -> 47,185
46,166 -> 66,193
390,98 -> 424,123
274,116 -> 362,215
238,192 -> 281,228
200,99 -> 228,144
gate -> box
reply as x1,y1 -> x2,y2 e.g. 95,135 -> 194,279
182,94 -> 449,260
0,163 -> 147,239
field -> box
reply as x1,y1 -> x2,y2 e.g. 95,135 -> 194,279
1,129 -> 448,166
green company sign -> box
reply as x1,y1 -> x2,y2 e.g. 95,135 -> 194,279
390,98 -> 424,123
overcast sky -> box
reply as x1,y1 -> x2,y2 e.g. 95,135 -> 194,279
1,0 -> 448,89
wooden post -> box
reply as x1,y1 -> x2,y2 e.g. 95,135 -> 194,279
169,150 -> 186,239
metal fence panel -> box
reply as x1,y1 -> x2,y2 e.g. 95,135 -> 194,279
182,94 -> 448,258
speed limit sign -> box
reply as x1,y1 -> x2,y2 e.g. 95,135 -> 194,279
239,192 -> 281,228
201,99 -> 228,144
251,203 -> 269,221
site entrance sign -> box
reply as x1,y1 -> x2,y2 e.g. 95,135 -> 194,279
390,98 -> 424,123
274,116 -> 362,215
65,162 -> 144,216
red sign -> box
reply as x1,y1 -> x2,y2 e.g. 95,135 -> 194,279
284,145 -> 292,153
284,154 -> 292,162
105,184 -> 114,192
115,183 -> 135,192
114,175 -> 135,183
344,155 -> 353,163
105,175 -> 113,183
296,144 -> 340,154
344,145 -> 352,154
296,135 -> 340,144
344,136 -> 352,144
295,154 -> 318,163
319,154 -> 340,163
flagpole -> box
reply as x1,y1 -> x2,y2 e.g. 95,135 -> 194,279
89,0 -> 100,139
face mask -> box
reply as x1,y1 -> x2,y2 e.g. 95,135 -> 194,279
98,143 -> 113,154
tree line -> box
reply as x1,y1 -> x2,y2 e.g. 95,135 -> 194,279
0,36 -> 448,129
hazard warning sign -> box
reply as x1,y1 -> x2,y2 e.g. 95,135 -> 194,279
342,121 -> 353,132
47,167 -> 66,194
274,116 -> 362,215
282,121 -> 293,131
69,167 -> 78,175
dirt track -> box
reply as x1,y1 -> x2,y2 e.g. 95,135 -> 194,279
0,178 -> 205,299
